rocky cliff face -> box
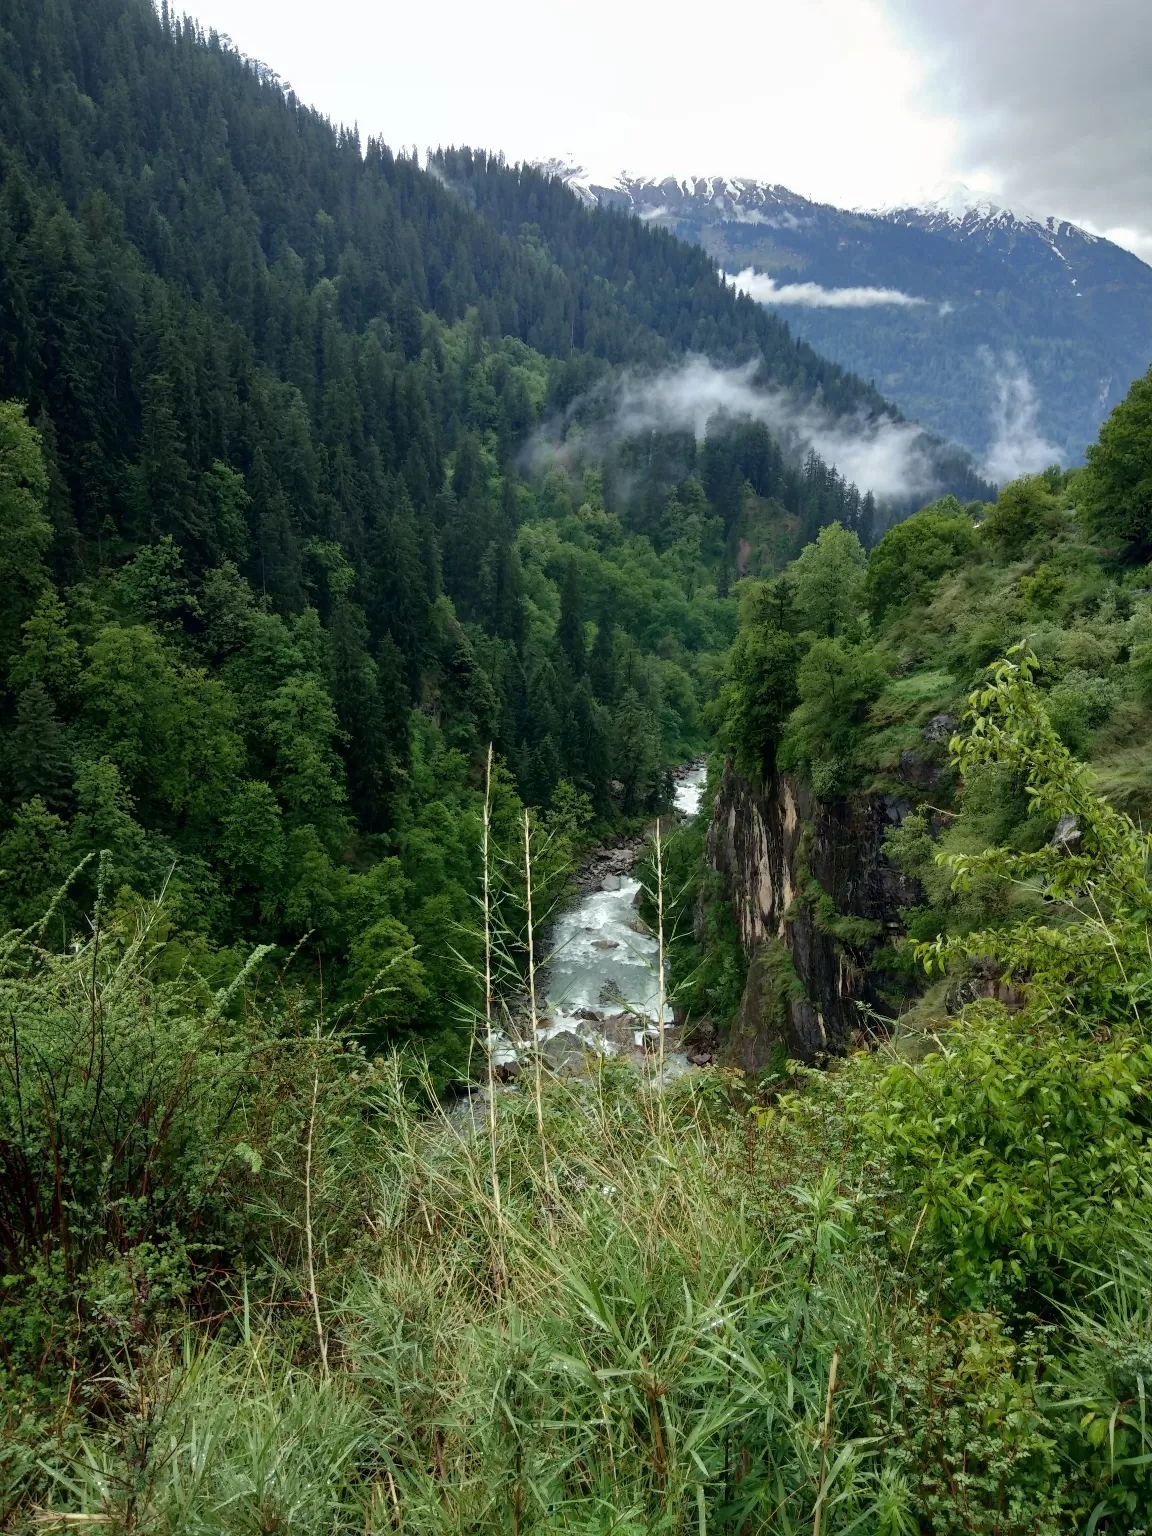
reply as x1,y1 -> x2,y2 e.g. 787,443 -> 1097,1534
705,762 -> 921,1067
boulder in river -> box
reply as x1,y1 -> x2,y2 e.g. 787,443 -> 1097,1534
541,1030 -> 591,1072
601,874 -> 621,891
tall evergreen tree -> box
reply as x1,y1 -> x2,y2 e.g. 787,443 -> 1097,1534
7,680 -> 72,808
557,558 -> 585,675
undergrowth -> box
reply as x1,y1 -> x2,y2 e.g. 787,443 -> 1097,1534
4,658 -> 1152,1533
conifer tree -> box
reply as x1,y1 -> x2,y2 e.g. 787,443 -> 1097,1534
7,680 -> 72,808
557,557 -> 585,675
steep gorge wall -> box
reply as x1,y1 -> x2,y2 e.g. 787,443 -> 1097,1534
705,763 -> 921,1066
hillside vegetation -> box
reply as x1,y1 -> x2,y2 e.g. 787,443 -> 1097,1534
5,645 -> 1152,1532
715,362 -> 1152,955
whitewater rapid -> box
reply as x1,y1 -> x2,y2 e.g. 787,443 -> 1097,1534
539,761 -> 709,1062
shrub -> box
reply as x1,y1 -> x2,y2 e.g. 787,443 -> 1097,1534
716,622 -> 799,779
871,648 -> 1152,1308
868,1007 -> 1152,1306
791,521 -> 867,637
982,475 -> 1060,557
777,638 -> 888,795
864,498 -> 981,623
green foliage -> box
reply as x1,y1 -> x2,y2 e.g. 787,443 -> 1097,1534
864,497 -> 981,621
1,846 -> 1150,1533
791,520 -> 867,636
868,1009 -> 1152,1306
981,474 -> 1060,556
778,638 -> 888,796
81,623 -> 244,826
920,650 -> 1152,1020
868,653 -> 1152,1321
1080,365 -> 1152,549
0,401 -> 52,658
716,612 -> 800,779
0,892 -> 277,1378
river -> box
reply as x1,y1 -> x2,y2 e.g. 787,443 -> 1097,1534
524,759 -> 709,1073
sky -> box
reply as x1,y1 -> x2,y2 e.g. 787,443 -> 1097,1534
196,0 -> 1152,261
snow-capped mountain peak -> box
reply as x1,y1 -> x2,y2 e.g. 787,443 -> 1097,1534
864,182 -> 1100,250
533,163 -> 811,222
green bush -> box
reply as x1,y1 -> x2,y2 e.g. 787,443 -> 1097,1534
868,1008 -> 1152,1306
864,498 -> 981,622
716,621 -> 799,779
1080,365 -> 1152,550
982,475 -> 1061,557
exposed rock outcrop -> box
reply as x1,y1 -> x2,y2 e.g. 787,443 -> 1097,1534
706,762 -> 922,1065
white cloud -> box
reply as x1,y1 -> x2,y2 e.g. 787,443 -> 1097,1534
980,350 -> 1063,484
545,357 -> 943,504
727,268 -> 928,310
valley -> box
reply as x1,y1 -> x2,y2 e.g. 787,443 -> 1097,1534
2,2 -> 1152,1531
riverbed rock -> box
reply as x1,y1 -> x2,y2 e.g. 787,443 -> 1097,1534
601,875 -> 621,891
599,1013 -> 637,1047
541,1030 -> 590,1072
592,938 -> 619,950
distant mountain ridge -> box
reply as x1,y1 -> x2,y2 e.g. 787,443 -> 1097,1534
542,165 -> 1152,471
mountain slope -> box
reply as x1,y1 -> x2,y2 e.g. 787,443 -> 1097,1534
551,169 -> 1152,470
0,0 -> 994,1090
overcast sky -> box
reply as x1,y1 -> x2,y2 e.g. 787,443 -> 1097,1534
198,0 -> 1152,261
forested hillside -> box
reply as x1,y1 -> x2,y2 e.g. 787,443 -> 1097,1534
555,170 -> 1152,467
0,0 -> 981,1080
682,367 -> 1152,1036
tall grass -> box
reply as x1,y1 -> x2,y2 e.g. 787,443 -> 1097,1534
7,1007 -> 1152,1533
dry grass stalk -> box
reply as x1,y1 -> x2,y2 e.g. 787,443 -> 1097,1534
812,1345 -> 840,1536
303,1016 -> 329,1381
522,808 -> 549,1198
481,744 -> 505,1288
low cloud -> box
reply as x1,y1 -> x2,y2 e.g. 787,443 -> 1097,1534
531,356 -> 944,504
980,349 -> 1063,484
728,267 -> 927,309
